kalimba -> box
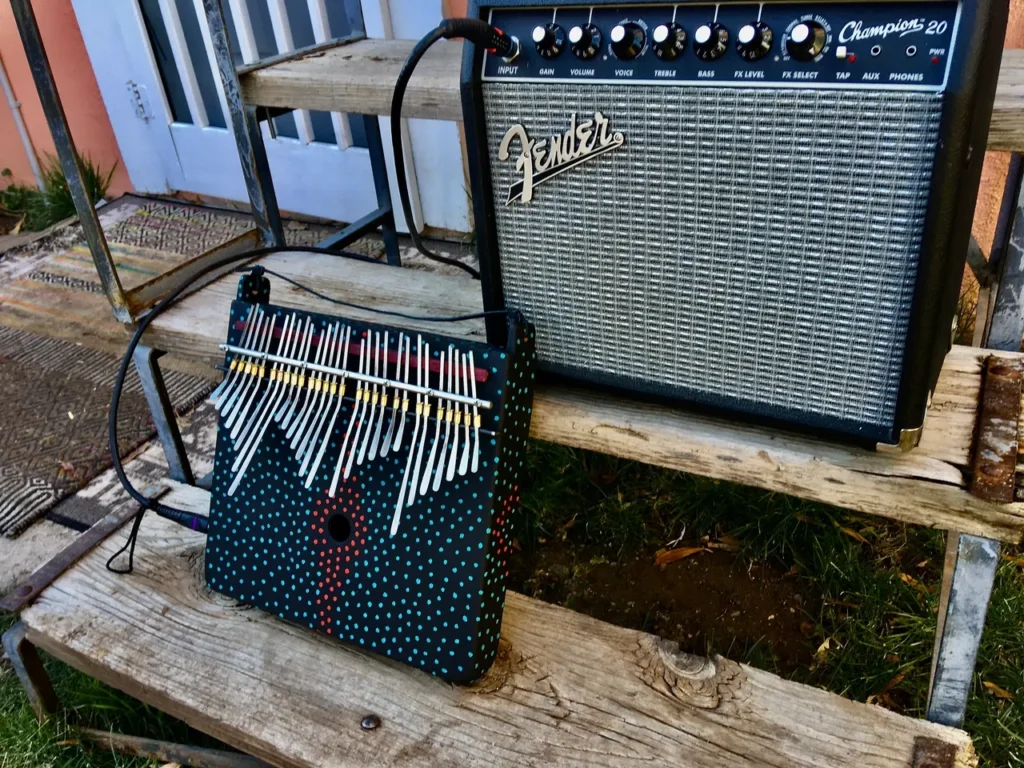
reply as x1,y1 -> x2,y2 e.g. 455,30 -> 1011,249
204,274 -> 536,681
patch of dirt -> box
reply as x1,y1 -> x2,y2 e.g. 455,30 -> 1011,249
508,544 -> 819,674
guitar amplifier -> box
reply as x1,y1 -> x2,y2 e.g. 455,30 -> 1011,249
460,0 -> 1007,448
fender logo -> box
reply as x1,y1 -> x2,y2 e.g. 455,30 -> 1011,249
498,112 -> 625,205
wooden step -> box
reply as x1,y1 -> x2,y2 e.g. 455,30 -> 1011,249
140,253 -> 1024,542
20,481 -> 976,768
240,39 -> 1024,152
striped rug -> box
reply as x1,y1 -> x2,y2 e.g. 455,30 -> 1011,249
0,326 -> 211,537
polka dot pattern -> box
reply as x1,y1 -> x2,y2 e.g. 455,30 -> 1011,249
206,301 -> 537,682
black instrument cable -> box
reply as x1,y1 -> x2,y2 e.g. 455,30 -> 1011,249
390,19 -> 518,280
107,18 -> 519,573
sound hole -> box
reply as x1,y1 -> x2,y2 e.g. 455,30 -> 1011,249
327,514 -> 352,544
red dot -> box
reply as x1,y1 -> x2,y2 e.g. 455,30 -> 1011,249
849,54 -> 857,63
932,55 -> 940,64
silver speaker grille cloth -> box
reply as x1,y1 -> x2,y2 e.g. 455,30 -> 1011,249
483,83 -> 943,429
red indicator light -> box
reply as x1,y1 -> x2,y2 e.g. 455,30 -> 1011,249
848,54 -> 857,63
932,55 -> 941,64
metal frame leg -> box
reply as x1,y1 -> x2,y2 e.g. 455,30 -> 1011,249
364,116 -> 402,266
2,622 -> 60,721
133,345 -> 195,485
202,0 -> 285,247
9,0 -> 129,321
926,533 -> 1000,726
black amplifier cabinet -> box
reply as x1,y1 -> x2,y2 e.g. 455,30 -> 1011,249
460,0 -> 1007,448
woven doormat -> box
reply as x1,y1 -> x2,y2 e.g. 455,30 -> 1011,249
0,327 -> 211,537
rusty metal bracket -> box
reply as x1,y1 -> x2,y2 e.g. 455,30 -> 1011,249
2,622 -> 60,720
0,486 -> 167,613
969,356 -> 1023,503
75,729 -> 270,767
911,736 -> 958,768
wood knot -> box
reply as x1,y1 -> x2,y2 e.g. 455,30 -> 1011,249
635,637 -> 747,710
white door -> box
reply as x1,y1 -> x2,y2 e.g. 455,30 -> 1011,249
73,0 -> 470,232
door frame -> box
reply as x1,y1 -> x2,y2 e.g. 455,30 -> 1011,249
71,0 -> 471,234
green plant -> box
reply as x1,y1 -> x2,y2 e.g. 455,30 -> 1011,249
0,154 -> 115,232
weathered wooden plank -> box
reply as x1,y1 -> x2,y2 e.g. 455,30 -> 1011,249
242,40 -> 1024,151
141,252 -> 1024,541
21,483 -> 977,768
991,49 -> 1024,153
241,38 -> 464,121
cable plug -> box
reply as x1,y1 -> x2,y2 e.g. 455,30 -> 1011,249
440,18 -> 520,61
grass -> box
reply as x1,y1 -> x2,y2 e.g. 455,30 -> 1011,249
514,442 -> 1024,767
0,155 -> 115,233
0,613 -> 235,767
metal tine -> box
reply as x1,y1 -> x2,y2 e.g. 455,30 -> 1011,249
298,322 -> 344,474
224,314 -> 277,431
407,341 -> 432,506
392,335 -> 425,535
305,325 -> 352,489
234,312 -> 298,448
391,335 -> 411,451
230,313 -> 301,473
270,317 -> 307,427
356,331 -> 382,466
296,323 -> 341,468
368,331 -> 390,461
445,347 -> 462,482
219,305 -> 268,415
210,305 -> 256,404
277,316 -> 314,426
468,350 -> 481,474
343,334 -> 373,479
288,321 -> 331,448
458,351 -> 472,476
420,348 -> 446,496
380,334 -> 405,457
434,344 -> 455,490
329,336 -> 367,496
215,304 -> 262,410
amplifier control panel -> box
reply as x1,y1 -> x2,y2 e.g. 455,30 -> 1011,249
481,1 -> 961,90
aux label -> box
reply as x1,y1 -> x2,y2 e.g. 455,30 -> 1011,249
498,112 -> 625,205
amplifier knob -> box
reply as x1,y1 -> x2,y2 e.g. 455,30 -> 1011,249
653,23 -> 687,61
786,21 -> 827,60
532,23 -> 566,58
736,22 -> 773,61
569,23 -> 602,60
693,23 -> 729,61
611,22 -> 646,60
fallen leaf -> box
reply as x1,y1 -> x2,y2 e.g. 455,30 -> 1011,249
1001,554 -> 1024,568
815,637 -> 834,663
793,513 -> 824,526
916,560 -> 929,569
706,535 -> 741,552
899,572 -> 930,595
983,681 -> 1016,701
655,547 -> 706,566
880,671 -> 906,693
833,520 -> 870,544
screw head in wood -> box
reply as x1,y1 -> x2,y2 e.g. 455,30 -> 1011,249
360,714 -> 381,731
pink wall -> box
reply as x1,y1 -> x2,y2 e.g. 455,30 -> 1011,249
0,1 -> 129,196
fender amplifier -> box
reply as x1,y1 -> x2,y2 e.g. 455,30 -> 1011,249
460,0 -> 1007,448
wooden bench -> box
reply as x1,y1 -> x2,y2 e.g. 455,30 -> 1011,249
10,475 -> 980,768
237,39 -> 1024,151
4,240 -> 1019,768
